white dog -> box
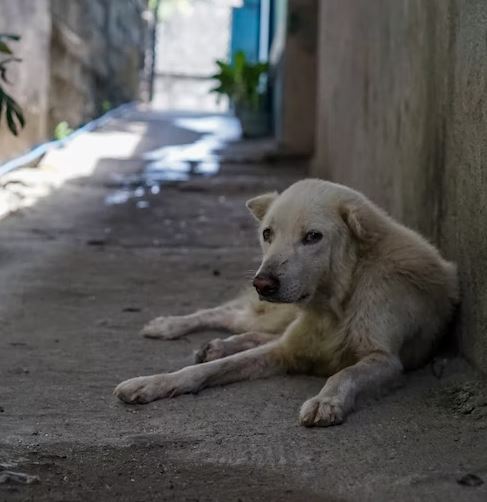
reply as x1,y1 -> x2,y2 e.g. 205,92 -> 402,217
114,179 -> 459,427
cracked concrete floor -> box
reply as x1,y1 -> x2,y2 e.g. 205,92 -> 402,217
0,109 -> 486,501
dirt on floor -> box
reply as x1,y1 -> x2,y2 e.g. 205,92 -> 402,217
0,109 -> 486,502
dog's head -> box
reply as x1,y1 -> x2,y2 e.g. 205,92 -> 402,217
246,179 -> 378,305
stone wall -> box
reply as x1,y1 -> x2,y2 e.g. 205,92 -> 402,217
0,0 -> 147,161
49,0 -> 147,131
312,0 -> 487,372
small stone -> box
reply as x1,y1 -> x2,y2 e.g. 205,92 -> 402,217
122,307 -> 141,313
0,471 -> 40,484
457,473 -> 484,487
86,238 -> 107,246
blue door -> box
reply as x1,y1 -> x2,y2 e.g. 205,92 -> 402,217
231,0 -> 261,63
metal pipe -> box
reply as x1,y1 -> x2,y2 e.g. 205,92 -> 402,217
0,102 -> 135,178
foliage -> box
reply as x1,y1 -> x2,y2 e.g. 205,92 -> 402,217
0,33 -> 25,136
211,51 -> 269,110
54,121 -> 73,141
102,100 -> 112,114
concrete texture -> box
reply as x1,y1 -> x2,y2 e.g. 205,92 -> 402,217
0,109 -> 486,501
311,0 -> 487,372
274,0 -> 317,155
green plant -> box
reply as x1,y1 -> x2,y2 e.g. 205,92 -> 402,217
0,33 -> 25,136
211,51 -> 269,110
54,121 -> 73,141
102,100 -> 112,114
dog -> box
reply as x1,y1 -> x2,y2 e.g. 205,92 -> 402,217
114,179 -> 459,427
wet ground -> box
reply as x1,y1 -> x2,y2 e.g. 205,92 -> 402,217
0,108 -> 486,501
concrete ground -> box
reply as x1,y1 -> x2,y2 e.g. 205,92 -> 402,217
0,108 -> 486,502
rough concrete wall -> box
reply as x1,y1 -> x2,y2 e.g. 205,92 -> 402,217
312,0 -> 487,371
0,0 -> 51,159
49,0 -> 147,132
441,1 -> 487,373
277,0 -> 317,155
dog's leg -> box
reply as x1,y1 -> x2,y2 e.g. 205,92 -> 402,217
114,341 -> 284,404
299,352 -> 402,427
194,331 -> 278,363
140,299 -> 252,340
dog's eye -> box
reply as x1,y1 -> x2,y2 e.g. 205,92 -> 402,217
262,227 -> 272,242
303,231 -> 323,245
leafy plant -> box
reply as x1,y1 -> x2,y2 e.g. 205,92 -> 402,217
102,99 -> 112,114
54,121 -> 73,141
0,33 -> 25,136
211,51 -> 269,110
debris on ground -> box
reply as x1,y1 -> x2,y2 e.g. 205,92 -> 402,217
438,381 -> 487,418
0,470 -> 39,485
457,474 -> 484,487
122,307 -> 141,313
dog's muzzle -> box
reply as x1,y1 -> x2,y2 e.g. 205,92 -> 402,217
253,273 -> 280,298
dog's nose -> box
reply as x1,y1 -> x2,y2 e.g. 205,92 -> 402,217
253,273 -> 280,296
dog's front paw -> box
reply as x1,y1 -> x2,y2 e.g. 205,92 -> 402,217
113,375 -> 174,404
194,338 -> 225,363
140,316 -> 189,340
299,396 -> 346,427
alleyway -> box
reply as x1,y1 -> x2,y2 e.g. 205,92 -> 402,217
0,108 -> 486,501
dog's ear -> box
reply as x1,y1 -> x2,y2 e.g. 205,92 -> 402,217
339,201 -> 377,243
246,192 -> 278,221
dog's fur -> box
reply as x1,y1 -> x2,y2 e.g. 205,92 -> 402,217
114,179 -> 459,427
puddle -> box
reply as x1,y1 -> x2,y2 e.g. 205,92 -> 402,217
105,115 -> 241,207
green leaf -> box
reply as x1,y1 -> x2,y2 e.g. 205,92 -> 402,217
6,106 -> 18,135
234,50 -> 246,73
11,100 -> 25,128
215,60 -> 228,70
0,91 -> 4,127
0,33 -> 21,41
2,91 -> 25,135
0,65 -> 7,83
0,41 -> 12,54
211,51 -> 268,108
54,121 -> 72,140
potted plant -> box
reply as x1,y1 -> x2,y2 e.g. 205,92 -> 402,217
211,50 -> 269,138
